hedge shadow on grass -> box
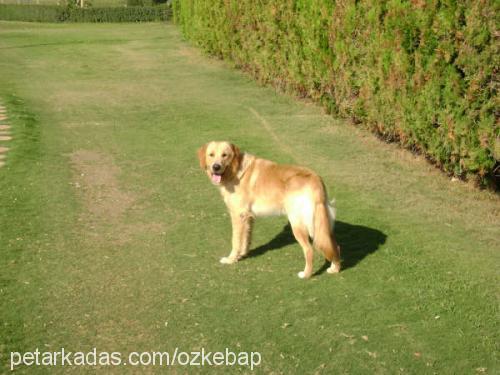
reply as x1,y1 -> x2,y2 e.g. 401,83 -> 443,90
247,221 -> 387,275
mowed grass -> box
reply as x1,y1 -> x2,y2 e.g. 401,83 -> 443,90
0,21 -> 498,374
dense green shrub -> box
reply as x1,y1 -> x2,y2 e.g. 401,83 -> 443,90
0,3 -> 170,22
0,4 -> 61,22
126,0 -> 167,7
65,4 -> 170,22
173,0 -> 499,187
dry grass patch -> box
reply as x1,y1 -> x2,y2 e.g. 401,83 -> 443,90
69,149 -> 164,247
70,149 -> 135,220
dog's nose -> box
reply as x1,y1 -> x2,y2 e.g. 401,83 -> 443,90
212,163 -> 221,172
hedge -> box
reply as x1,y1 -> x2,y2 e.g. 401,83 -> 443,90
0,4 -> 171,22
173,0 -> 499,187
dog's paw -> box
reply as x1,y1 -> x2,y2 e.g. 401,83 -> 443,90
297,271 -> 311,279
220,256 -> 238,264
327,263 -> 340,274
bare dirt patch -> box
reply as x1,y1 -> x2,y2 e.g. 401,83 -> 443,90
70,149 -> 135,220
69,149 -> 165,247
0,121 -> 8,166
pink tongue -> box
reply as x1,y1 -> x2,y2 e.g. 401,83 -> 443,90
212,174 -> 222,183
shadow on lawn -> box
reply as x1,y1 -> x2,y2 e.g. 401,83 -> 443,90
247,221 -> 387,275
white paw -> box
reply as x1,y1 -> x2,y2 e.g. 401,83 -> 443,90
327,264 -> 340,274
298,271 -> 310,279
220,256 -> 237,264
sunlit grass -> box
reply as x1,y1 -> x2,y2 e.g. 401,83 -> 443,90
0,21 -> 498,374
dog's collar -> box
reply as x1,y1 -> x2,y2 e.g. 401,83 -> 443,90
236,153 -> 255,180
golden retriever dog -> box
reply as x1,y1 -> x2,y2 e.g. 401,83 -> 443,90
197,141 -> 341,279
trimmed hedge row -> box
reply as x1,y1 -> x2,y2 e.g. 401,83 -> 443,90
0,4 -> 60,22
0,4 -> 170,22
173,0 -> 499,187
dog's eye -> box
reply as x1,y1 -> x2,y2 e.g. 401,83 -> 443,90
222,153 -> 227,158
209,153 -> 215,157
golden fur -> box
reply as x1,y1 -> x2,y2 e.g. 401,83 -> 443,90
198,141 -> 341,278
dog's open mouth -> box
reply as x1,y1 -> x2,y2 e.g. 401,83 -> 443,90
211,172 -> 222,184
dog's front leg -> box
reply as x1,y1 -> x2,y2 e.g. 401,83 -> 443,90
220,211 -> 246,264
238,212 -> 254,258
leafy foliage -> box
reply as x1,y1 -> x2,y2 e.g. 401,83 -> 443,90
0,3 -> 170,22
173,0 -> 499,187
126,0 -> 167,7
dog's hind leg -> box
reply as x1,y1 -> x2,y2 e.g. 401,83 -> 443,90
313,202 -> 341,274
291,223 -> 314,279
326,232 -> 341,274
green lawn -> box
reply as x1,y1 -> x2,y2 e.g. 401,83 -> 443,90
0,21 -> 498,374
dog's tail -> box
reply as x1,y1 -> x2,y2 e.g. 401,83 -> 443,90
312,199 -> 341,273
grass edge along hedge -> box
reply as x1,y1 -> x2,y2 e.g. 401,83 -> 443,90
0,4 -> 171,23
173,0 -> 499,188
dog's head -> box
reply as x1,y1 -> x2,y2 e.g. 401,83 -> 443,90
197,141 -> 241,185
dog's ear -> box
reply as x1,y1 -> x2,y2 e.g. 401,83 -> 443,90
197,144 -> 208,170
230,143 -> 242,177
